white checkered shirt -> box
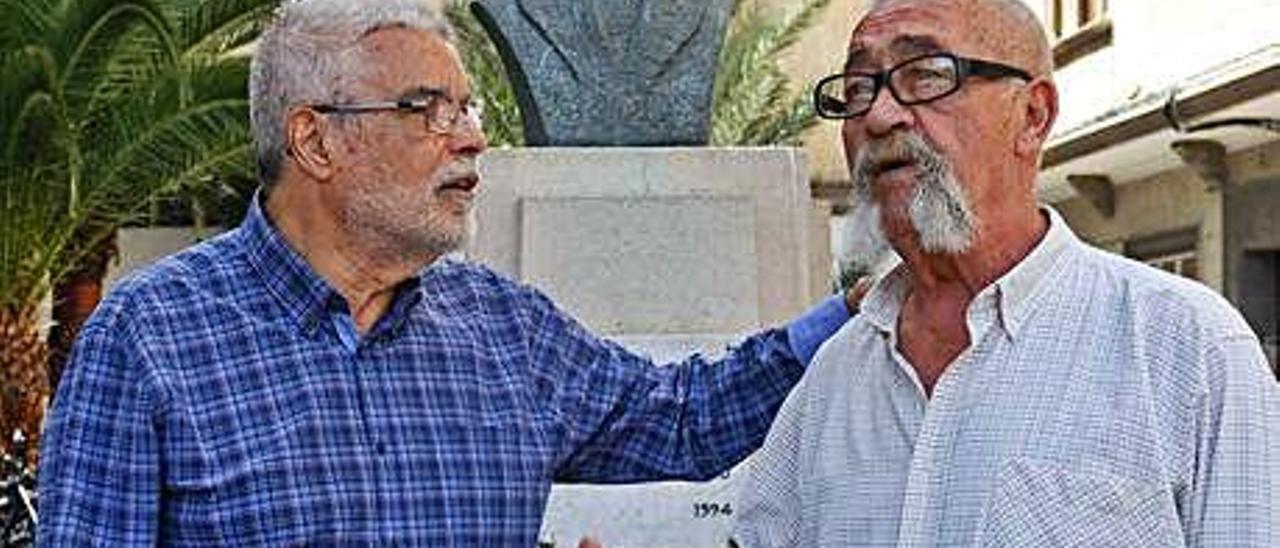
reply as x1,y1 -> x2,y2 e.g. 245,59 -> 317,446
733,208 -> 1280,547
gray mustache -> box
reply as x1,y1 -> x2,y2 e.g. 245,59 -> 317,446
853,133 -> 942,186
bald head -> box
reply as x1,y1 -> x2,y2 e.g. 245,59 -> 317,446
864,0 -> 1053,77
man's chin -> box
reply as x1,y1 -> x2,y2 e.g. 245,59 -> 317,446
435,218 -> 474,257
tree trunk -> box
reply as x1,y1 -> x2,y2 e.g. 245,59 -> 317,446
0,304 -> 48,466
46,228 -> 117,404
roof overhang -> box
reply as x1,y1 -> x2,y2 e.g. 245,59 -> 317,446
1037,45 -> 1280,203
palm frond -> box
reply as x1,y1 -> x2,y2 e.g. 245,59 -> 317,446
711,0 -> 830,146
172,0 -> 278,57
447,1 -> 523,147
768,0 -> 830,56
0,163 -> 66,307
0,48 -> 61,165
81,58 -> 251,208
82,28 -> 174,114
0,0 -> 56,54
0,0 -> 270,306
739,93 -> 817,146
55,0 -> 178,110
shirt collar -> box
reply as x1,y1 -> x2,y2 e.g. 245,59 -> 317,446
239,194 -> 343,337
991,206 -> 1076,340
859,206 -> 1077,342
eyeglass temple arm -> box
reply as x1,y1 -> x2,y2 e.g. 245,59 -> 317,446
961,58 -> 1033,82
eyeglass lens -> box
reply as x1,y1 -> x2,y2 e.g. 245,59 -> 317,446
818,55 -> 963,117
425,98 -> 483,134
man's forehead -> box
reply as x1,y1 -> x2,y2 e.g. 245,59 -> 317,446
355,27 -> 469,97
847,1 -> 964,64
846,34 -> 947,68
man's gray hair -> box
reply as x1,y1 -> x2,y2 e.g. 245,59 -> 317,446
249,0 -> 455,189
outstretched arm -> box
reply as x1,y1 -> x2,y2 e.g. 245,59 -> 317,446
516,286 -> 851,483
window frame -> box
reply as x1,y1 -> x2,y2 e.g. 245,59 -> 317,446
1046,0 -> 1113,68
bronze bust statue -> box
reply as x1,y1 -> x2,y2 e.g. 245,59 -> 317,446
472,0 -> 734,146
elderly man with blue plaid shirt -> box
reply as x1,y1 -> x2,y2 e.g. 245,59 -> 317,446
36,0 -> 854,545
732,0 -> 1280,546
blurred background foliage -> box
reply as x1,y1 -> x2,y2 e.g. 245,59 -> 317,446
0,0 -> 276,463
711,0 -> 831,146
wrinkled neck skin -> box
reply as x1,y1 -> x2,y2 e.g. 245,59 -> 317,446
891,203 -> 1046,397
266,183 -> 434,334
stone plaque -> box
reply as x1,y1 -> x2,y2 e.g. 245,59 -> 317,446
521,196 -> 758,334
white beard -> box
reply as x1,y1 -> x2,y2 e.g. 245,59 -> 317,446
837,132 -> 977,275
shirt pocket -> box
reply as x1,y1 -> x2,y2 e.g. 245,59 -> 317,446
975,459 -> 1185,548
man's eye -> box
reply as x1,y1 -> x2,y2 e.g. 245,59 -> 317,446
902,68 -> 950,82
845,79 -> 876,100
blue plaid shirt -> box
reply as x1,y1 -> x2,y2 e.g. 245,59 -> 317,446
38,200 -> 848,546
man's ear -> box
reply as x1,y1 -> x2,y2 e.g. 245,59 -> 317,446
286,108 -> 336,181
1015,78 -> 1058,158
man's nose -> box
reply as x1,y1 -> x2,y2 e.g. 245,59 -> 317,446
861,87 -> 913,137
449,118 -> 488,158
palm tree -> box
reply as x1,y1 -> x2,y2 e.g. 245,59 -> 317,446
0,0 -> 276,464
446,0 -> 831,147
711,0 -> 832,146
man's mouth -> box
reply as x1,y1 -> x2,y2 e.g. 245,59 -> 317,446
438,173 -> 480,194
873,157 -> 916,177
865,156 -> 916,181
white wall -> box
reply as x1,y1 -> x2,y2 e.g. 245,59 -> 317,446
1025,0 -> 1280,134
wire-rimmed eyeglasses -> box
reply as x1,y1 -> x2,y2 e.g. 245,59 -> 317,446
308,89 -> 483,135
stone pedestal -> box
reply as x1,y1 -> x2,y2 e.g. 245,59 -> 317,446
471,147 -> 827,333
469,147 -> 829,545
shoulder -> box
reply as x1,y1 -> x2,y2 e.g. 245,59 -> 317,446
60,232 -> 245,411
421,258 -> 561,315
1072,244 -> 1253,341
791,317 -> 878,402
809,317 -> 871,370
1063,244 -> 1270,400
82,230 -> 252,356
421,258 -> 532,301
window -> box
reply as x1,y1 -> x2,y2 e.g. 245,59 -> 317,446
1145,249 -> 1199,280
1125,228 -> 1200,281
1046,0 -> 1112,67
1047,0 -> 1108,38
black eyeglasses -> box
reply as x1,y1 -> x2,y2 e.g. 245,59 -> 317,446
813,52 -> 1033,119
308,89 -> 483,135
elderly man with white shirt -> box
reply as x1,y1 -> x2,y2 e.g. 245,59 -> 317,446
731,0 -> 1280,546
